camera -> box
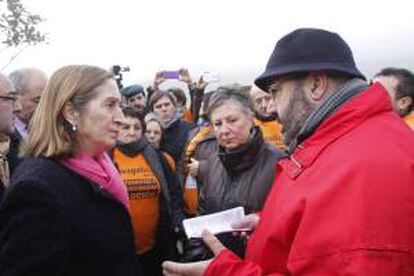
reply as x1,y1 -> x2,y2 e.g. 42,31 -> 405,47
111,65 -> 130,89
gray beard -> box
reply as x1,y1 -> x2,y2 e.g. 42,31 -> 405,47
280,84 -> 314,147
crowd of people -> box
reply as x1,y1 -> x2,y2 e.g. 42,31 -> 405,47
0,27 -> 413,275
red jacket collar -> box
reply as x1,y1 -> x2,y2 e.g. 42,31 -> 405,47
280,83 -> 392,179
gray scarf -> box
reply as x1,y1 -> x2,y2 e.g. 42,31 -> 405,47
289,78 -> 369,153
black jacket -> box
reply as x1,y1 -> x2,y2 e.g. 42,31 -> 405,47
6,130 -> 23,177
161,119 -> 193,164
0,158 -> 141,276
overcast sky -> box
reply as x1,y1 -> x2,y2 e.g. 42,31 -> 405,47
2,0 -> 414,89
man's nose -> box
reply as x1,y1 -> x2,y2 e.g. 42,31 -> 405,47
13,98 -> 22,113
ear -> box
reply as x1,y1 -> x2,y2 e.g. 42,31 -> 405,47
394,96 -> 413,116
304,73 -> 329,102
61,103 -> 80,127
396,96 -> 413,113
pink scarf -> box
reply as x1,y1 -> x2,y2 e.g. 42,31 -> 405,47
60,152 -> 129,209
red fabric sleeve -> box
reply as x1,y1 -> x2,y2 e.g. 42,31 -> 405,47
204,249 -> 285,276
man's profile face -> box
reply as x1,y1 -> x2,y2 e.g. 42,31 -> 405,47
0,76 -> 18,135
373,75 -> 410,117
249,86 -> 273,117
268,76 -> 314,146
16,74 -> 47,124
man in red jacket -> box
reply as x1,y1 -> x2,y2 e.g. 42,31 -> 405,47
163,28 -> 414,275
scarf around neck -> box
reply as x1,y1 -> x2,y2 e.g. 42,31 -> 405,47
60,152 -> 129,209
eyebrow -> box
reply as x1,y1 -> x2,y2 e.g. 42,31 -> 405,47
105,96 -> 121,101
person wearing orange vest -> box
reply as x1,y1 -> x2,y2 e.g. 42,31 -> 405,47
249,85 -> 287,150
111,108 -> 185,276
373,67 -> 414,130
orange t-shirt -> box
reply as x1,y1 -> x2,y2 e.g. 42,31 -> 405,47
254,118 -> 287,150
113,149 -> 161,254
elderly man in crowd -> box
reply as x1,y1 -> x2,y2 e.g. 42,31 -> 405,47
249,85 -> 286,150
373,67 -> 414,129
163,28 -> 414,275
7,68 -> 47,174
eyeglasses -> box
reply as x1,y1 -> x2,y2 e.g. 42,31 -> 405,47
0,94 -> 19,108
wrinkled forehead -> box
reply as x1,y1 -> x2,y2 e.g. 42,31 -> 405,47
249,86 -> 269,99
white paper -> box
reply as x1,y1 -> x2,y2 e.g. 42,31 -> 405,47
183,207 -> 249,238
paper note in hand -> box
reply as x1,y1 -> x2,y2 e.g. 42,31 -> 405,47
183,207 -> 250,238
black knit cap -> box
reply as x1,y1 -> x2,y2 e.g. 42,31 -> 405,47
254,28 -> 365,91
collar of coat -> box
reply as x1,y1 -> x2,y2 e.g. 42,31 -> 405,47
116,137 -> 149,157
279,82 -> 393,179
217,126 -> 264,175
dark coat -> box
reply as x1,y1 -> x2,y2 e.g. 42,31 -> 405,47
198,127 -> 286,216
160,119 -> 193,163
0,182 -> 3,201
0,158 -> 141,276
6,130 -> 23,177
185,127 -> 286,260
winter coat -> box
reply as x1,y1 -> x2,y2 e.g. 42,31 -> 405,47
0,157 -> 141,276
185,127 -> 285,260
160,119 -> 193,164
206,83 -> 414,275
6,130 -> 22,176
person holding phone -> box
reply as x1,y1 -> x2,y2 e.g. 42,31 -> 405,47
148,69 -> 209,124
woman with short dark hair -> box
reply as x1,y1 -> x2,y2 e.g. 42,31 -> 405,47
184,85 -> 286,261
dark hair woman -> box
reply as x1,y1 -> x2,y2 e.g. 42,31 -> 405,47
112,107 -> 185,276
184,85 -> 286,261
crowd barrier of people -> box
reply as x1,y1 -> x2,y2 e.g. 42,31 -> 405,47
0,28 -> 414,276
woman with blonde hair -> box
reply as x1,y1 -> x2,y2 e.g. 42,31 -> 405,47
0,65 -> 142,276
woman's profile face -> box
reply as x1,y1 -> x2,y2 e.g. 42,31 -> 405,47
210,101 -> 253,150
76,79 -> 124,155
118,116 -> 142,144
145,120 -> 162,148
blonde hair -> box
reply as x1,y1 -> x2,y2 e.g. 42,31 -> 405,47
21,65 -> 113,158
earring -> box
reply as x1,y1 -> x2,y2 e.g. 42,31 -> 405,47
72,125 -> 77,132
